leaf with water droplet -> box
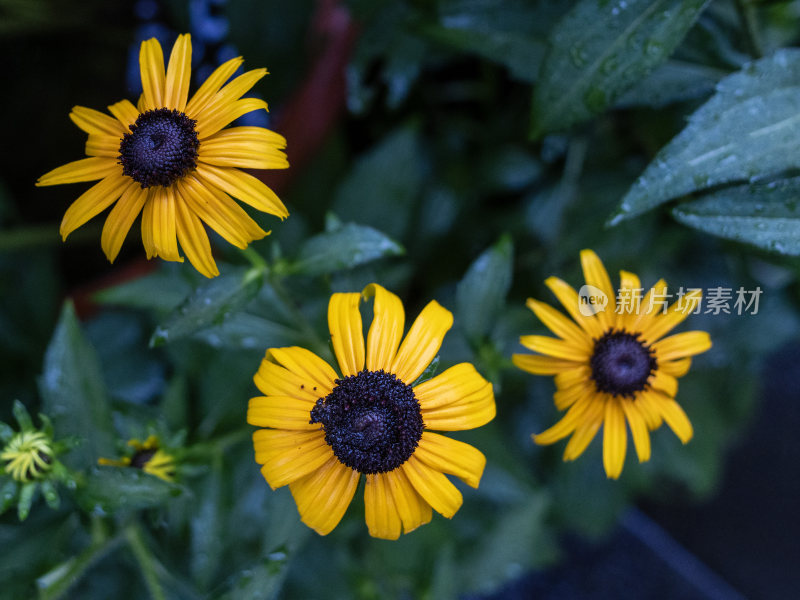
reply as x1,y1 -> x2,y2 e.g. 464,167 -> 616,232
530,0 -> 710,139
39,302 -> 115,470
672,176 -> 800,255
289,222 -> 404,277
455,234 -> 514,348
611,49 -> 800,224
150,266 -> 263,348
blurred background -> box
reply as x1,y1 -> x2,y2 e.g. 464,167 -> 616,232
1,0 -> 799,598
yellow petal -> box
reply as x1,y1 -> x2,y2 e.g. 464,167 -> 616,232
615,270 -> 643,328
635,390 -> 665,430
562,396 -> 605,460
289,457 -> 359,536
69,105 -> 125,136
660,357 -> 692,377
185,56 -> 244,117
141,194 -> 156,259
512,354 -> 584,375
533,392 -> 596,445
641,288 -> 703,344
413,432 -> 486,488
195,163 -> 288,219
37,156 -> 119,187
654,392 -> 694,443
519,335 -> 588,361
554,365 -> 592,389
402,455 -> 462,518
101,183 -> 147,262
416,364 -> 495,431
139,37 -> 166,110
85,134 -> 121,157
328,292 -> 365,377
174,189 -> 219,278
648,369 -> 678,398
544,277 -> 605,338
362,283 -> 405,372
247,395 -> 317,430
253,429 -> 331,489
364,473 -> 402,540
602,399 -> 627,479
621,399 -> 651,462
196,97 -> 269,139
580,249 -> 616,327
391,300 -> 453,384
60,173 -> 133,240
147,187 -> 183,262
553,380 -> 593,411
254,350 -> 335,401
628,279 -> 667,332
107,99 -> 139,130
199,126 -> 289,170
176,176 -> 268,247
194,68 -> 267,125
653,331 -> 712,361
384,468 -> 432,534
164,33 -> 192,111
263,347 -> 338,397
525,298 -> 591,350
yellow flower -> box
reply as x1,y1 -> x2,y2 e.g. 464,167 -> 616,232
98,435 -> 176,482
1,431 -> 54,483
36,33 -> 289,278
248,283 -> 496,539
513,250 -> 712,479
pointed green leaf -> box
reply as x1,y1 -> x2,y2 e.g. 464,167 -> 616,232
331,126 -> 424,240
456,235 -> 514,346
17,481 -> 36,520
218,552 -> 289,600
78,468 -> 182,513
0,421 -> 14,443
0,478 -> 18,515
193,312 -> 301,350
531,0 -> 709,138
672,177 -> 800,255
93,264 -> 195,313
150,266 -> 263,347
612,49 -> 800,223
289,223 -> 404,277
40,479 -> 60,509
39,302 -> 114,469
11,399 -> 34,431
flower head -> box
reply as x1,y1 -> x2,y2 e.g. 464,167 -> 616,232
37,33 -> 289,278
513,250 -> 712,479
248,284 -> 496,539
0,401 -> 76,520
98,435 -> 176,482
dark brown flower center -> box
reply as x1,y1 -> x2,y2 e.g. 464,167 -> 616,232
118,108 -> 199,188
590,330 -> 656,397
310,370 -> 423,474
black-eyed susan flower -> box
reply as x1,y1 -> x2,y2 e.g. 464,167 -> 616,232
98,435 -> 176,482
248,283 -> 496,539
36,33 -> 289,278
513,250 -> 712,479
1,401 -> 76,520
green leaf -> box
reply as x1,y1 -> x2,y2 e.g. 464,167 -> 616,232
93,264 -> 195,313
150,266 -> 263,347
192,312 -> 301,350
289,222 -> 404,277
40,479 -> 60,510
17,481 -> 36,520
615,59 -> 724,108
12,399 -> 34,431
331,125 -> 424,240
0,478 -> 18,515
218,552 -> 289,600
672,177 -> 800,255
0,421 -> 13,443
190,463 -> 223,590
455,235 -> 514,346
39,302 -> 115,469
611,49 -> 800,223
78,468 -> 182,514
530,0 -> 710,138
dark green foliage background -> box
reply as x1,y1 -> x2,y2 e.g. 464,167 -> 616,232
1,0 -> 799,598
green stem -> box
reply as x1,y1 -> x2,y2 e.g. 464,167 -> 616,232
240,245 -> 269,273
735,0 -> 763,59
268,273 -> 329,358
37,530 -> 124,600
125,524 -> 166,600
